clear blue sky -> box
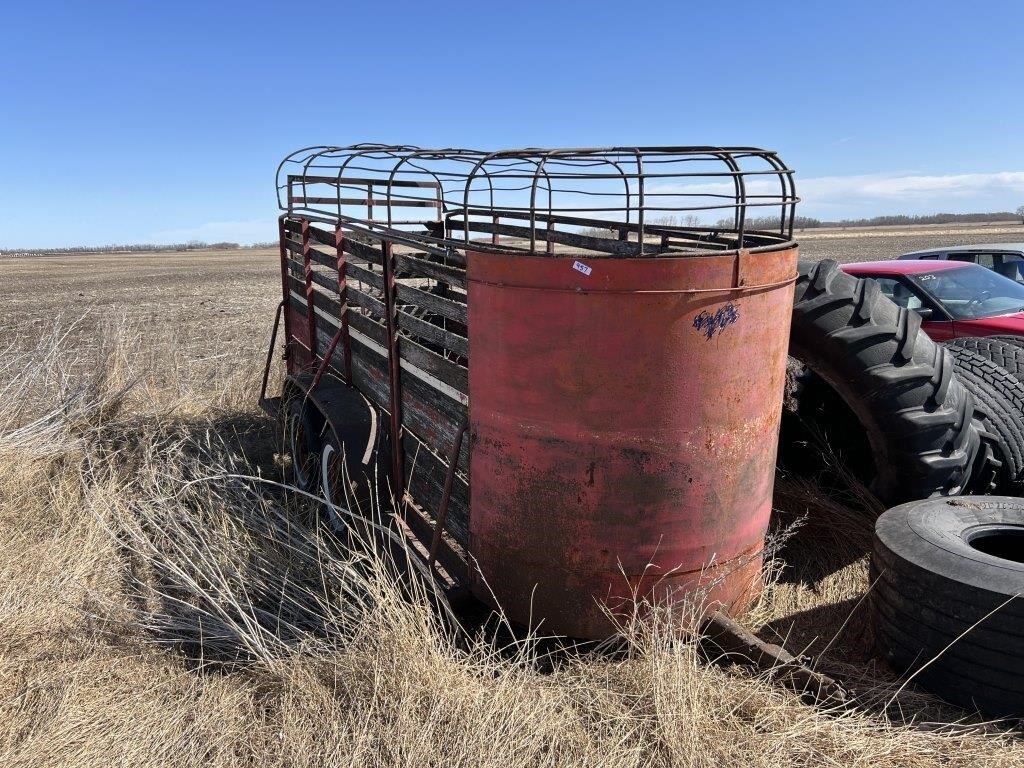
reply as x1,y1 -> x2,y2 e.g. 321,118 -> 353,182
3,0 -> 1023,247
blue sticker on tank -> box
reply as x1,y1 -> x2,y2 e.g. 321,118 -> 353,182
693,302 -> 739,339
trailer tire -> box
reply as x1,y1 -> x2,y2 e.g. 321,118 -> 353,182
942,345 -> 1024,493
871,496 -> 1024,717
790,260 -> 979,503
283,396 -> 321,493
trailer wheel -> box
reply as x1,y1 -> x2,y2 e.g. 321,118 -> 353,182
790,260 -> 980,503
321,432 -> 377,535
283,397 -> 321,493
871,496 -> 1024,717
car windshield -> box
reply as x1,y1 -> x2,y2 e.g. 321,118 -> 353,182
917,266 -> 1024,319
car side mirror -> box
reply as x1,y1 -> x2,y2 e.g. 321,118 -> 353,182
915,307 -> 934,320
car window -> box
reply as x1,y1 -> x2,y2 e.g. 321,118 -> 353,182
875,277 -> 924,310
917,266 -> 1024,319
949,253 -> 999,269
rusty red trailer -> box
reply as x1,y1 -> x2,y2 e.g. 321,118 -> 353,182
262,145 -> 799,638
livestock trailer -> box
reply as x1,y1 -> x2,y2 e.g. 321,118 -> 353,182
262,145 -> 799,638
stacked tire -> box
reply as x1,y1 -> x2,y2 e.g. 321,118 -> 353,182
943,336 -> 1024,494
872,496 -> 1024,718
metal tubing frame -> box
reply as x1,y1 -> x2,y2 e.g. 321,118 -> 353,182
334,223 -> 353,384
277,145 -> 799,259
277,216 -> 294,363
301,219 -> 318,363
380,239 -> 406,500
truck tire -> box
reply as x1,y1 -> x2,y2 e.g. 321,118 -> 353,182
790,260 -> 980,503
942,346 -> 1024,494
871,496 -> 1024,718
947,336 -> 1024,385
987,334 -> 1024,353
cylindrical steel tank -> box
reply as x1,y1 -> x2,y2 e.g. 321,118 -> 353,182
466,246 -> 798,639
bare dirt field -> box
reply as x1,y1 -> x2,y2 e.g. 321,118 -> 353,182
797,221 -> 1024,263
1,242 -> 1022,766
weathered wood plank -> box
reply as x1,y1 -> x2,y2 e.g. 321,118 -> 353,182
396,253 -> 467,289
345,260 -> 385,292
395,284 -> 468,325
398,311 -> 469,359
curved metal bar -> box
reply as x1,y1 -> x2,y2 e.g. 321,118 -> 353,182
279,145 -> 798,258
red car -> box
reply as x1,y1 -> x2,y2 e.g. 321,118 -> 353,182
840,260 -> 1024,342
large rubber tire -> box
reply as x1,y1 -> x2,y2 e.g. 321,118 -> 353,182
947,336 -> 1024,386
319,390 -> 382,535
791,260 -> 980,503
943,346 -> 1024,493
871,496 -> 1024,718
283,395 -> 322,493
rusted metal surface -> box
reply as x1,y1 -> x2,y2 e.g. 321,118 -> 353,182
428,417 -> 470,571
380,240 -> 406,500
465,245 -> 798,638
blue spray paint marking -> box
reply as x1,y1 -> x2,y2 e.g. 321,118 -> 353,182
693,302 -> 739,339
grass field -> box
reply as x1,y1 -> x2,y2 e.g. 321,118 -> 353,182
1,235 -> 1022,766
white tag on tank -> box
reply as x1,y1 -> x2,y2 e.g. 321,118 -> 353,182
572,260 -> 592,276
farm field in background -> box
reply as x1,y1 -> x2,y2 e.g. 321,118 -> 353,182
2,233 -> 1023,765
797,220 -> 1024,263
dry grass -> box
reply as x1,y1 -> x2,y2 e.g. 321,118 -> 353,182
1,264 -> 1023,765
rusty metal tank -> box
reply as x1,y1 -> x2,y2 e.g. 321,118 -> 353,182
466,244 -> 798,639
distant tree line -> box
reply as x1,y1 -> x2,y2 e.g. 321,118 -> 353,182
720,211 -> 1024,231
0,240 -> 278,257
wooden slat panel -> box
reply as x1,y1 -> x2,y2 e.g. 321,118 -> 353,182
345,260 -> 384,292
348,286 -> 387,319
396,253 -> 466,289
286,258 -> 339,295
314,322 -> 468,463
395,284 -> 468,325
400,334 -> 467,394
397,311 -> 469,359
341,237 -> 384,265
314,299 -> 466,396
403,433 -> 469,548
284,241 -> 337,272
347,309 -> 387,347
309,278 -> 468,365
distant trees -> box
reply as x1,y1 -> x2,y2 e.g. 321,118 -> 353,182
1017,205 -> 1024,224
0,241 -> 259,258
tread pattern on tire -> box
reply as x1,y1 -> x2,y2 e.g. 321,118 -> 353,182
947,336 -> 1024,385
872,533 -> 1024,715
790,260 -> 980,502
943,345 -> 1024,492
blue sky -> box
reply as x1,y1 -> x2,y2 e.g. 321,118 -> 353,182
3,0 -> 1024,247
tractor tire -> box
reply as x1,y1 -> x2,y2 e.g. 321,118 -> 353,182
790,260 -> 980,503
871,496 -> 1024,718
942,345 -> 1024,494
283,395 -> 322,493
947,336 -> 1024,386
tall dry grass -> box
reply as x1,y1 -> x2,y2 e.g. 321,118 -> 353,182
0,318 -> 1022,767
